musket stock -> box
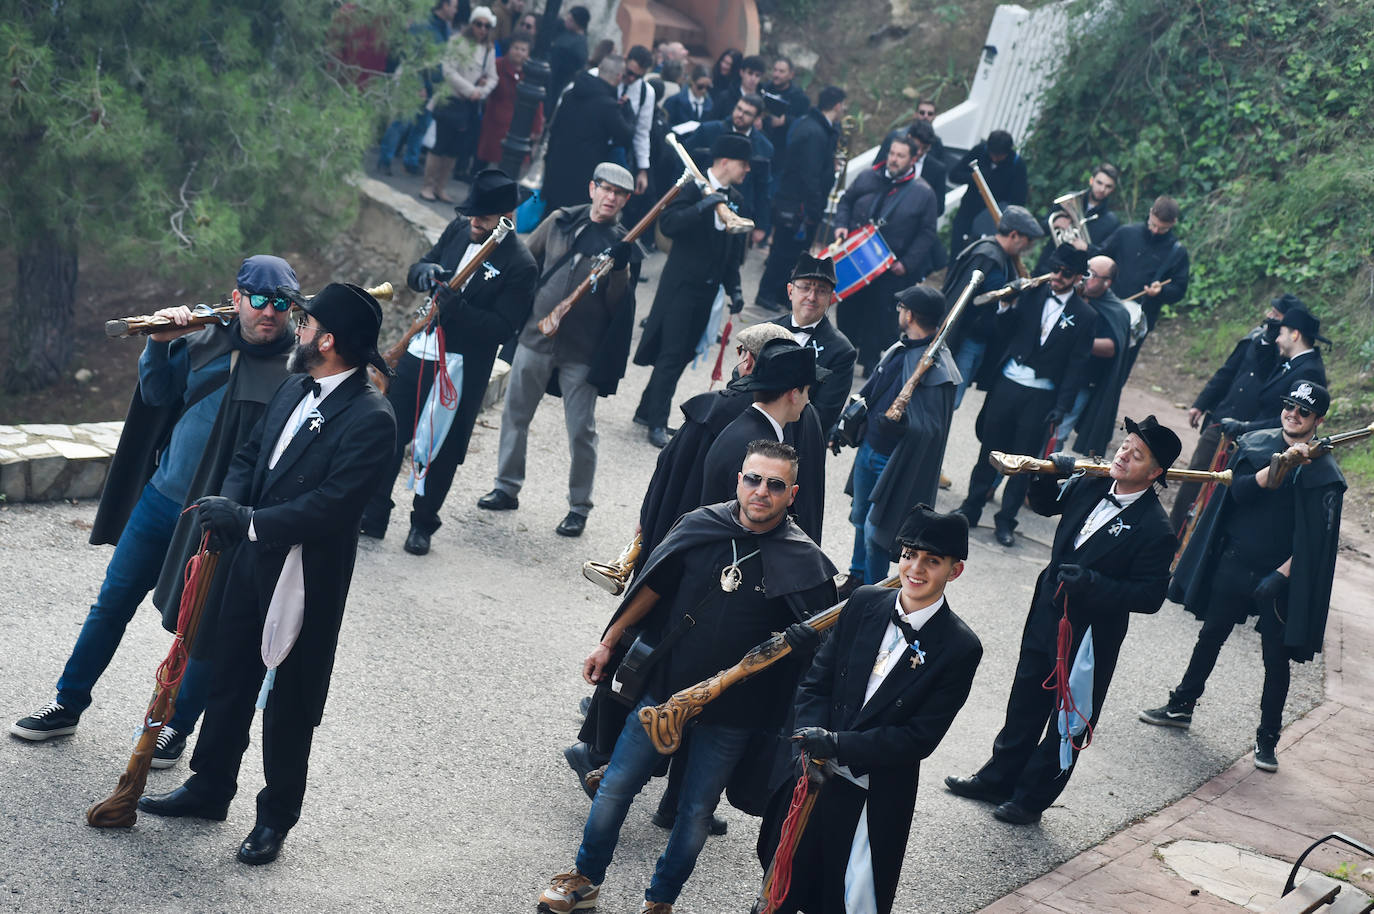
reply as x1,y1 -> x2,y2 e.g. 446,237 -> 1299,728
989,450 -> 1233,486
639,575 -> 901,754
972,272 -> 1054,306
106,283 -> 395,339
665,134 -> 754,235
1264,421 -> 1374,488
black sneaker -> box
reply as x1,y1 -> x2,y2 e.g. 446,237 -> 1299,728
151,726 -> 187,769
1254,730 -> 1279,772
1138,696 -> 1194,729
10,701 -> 80,741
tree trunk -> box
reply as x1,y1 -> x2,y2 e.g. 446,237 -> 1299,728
6,230 -> 78,393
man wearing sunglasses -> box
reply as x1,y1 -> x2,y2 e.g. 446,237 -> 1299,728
955,242 -> 1097,547
1143,382 -> 1345,773
541,440 -> 836,914
12,256 -> 298,770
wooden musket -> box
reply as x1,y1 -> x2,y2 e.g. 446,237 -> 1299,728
970,162 -> 1028,278
370,217 -> 514,393
989,450 -> 1234,486
1265,421 -> 1374,489
582,532 -> 643,596
639,576 -> 901,755
538,170 -> 693,337
105,283 -> 395,338
884,270 -> 984,421
665,133 -> 755,235
1122,278 -> 1171,303
972,272 -> 1055,306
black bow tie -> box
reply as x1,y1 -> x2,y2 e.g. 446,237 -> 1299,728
301,376 -> 322,398
790,322 -> 813,334
1103,492 -> 1123,508
891,606 -> 921,645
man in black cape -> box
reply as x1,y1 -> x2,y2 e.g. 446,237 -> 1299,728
139,283 -> 396,866
946,417 -> 1178,824
11,256 -> 297,769
832,284 -> 958,598
1140,382 -> 1344,771
538,441 -> 836,914
1067,255 -> 1133,456
757,505 -> 982,914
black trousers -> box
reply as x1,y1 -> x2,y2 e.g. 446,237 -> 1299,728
1173,555 -> 1290,736
959,379 -> 1056,529
975,619 -> 1118,814
363,351 -> 467,535
635,351 -> 695,430
1168,421 -> 1224,534
186,582 -> 317,831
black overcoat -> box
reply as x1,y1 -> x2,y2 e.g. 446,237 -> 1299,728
757,587 -> 982,914
633,180 -> 746,367
1192,325 -> 1278,423
1072,290 -> 1132,457
765,313 -> 857,433
542,71 -> 635,212
1227,349 -> 1327,435
406,214 -> 538,465
215,371 -> 395,725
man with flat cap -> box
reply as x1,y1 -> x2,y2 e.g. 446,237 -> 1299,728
945,204 -> 1043,409
140,283 -> 397,865
1142,382 -> 1344,773
1169,293 -> 1307,534
477,162 -> 641,538
757,504 -> 982,914
362,168 -> 538,554
766,253 -> 856,434
955,242 -> 1097,547
11,255 -> 297,768
947,416 -> 1178,824
832,284 -> 959,599
633,132 -> 752,448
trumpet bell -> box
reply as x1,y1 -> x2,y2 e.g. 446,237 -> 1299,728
583,561 -> 629,596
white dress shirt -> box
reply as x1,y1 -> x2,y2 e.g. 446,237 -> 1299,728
862,591 -> 945,706
1073,481 -> 1144,549
706,166 -> 728,232
407,242 -> 483,361
618,76 -> 654,170
789,317 -> 822,347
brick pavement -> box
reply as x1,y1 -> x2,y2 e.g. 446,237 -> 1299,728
979,538 -> 1374,912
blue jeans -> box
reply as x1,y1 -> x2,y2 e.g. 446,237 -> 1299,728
848,441 -> 892,585
576,697 -> 751,904
56,482 -> 209,736
379,111 -> 434,170
953,338 -> 987,410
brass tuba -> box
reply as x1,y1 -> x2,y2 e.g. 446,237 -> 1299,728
1050,190 -> 1098,247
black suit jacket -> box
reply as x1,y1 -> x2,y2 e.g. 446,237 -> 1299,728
407,215 -> 538,463
219,370 -> 396,724
789,585 -> 982,913
1233,348 -> 1327,433
766,313 -> 857,432
986,284 -> 1098,413
1022,473 -> 1174,665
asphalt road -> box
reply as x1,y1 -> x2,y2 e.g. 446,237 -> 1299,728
0,246 -> 1321,914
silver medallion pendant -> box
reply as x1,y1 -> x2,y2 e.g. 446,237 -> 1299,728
720,564 -> 743,593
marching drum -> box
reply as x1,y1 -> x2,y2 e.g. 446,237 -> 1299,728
830,224 -> 895,300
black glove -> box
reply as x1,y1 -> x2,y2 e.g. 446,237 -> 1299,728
827,425 -> 844,456
1045,408 -> 1067,427
1252,571 -> 1289,603
1219,418 -> 1248,439
791,727 -> 839,759
1048,452 -> 1078,476
1262,317 -> 1281,343
782,622 -> 820,653
609,240 -> 634,270
194,496 -> 251,549
695,192 -> 728,215
728,294 -> 745,315
414,262 -> 445,292
1056,563 -> 1096,593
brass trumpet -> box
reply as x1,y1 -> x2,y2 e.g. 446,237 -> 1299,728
106,283 -> 395,339
582,533 -> 642,596
665,134 -> 755,235
989,450 -> 1233,486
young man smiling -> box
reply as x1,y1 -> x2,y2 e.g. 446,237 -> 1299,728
757,504 -> 983,914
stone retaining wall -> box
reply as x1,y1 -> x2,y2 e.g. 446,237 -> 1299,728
0,177 -> 511,505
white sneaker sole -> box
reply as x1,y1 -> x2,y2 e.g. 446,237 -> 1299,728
150,753 -> 183,770
9,722 -> 78,741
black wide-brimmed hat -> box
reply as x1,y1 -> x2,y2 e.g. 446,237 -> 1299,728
709,133 -> 753,161
892,503 -> 968,561
731,338 -> 831,392
1122,414 -> 1181,486
1047,242 -> 1090,276
1284,380 -> 1330,417
300,282 -> 390,377
457,168 -> 520,216
1279,305 -> 1332,345
790,253 -> 837,287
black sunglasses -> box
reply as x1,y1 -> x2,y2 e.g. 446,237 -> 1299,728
1282,401 -> 1313,417
741,472 -> 789,494
242,291 -> 293,312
